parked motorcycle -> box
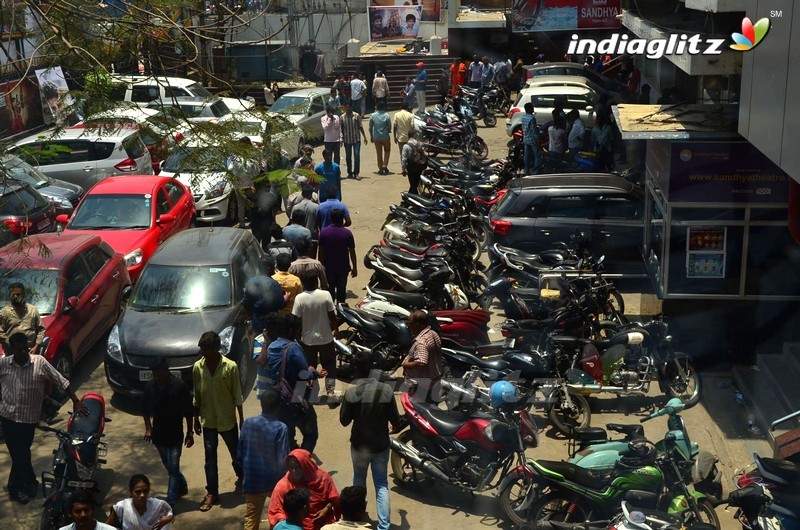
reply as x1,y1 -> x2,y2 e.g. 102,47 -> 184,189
334,303 -> 412,376
39,392 -> 109,530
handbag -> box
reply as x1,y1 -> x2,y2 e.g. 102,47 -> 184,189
277,342 -> 308,416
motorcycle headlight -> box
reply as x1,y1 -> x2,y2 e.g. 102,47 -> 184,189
204,180 -> 228,200
124,248 -> 144,267
107,325 -> 123,362
219,325 -> 235,356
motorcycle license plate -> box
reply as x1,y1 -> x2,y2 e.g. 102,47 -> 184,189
67,480 -> 95,489
139,370 -> 153,381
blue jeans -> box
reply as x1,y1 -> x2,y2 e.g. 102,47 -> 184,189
351,447 -> 390,530
524,142 -> 541,175
156,444 -> 187,505
202,427 -> 242,496
344,142 -> 361,177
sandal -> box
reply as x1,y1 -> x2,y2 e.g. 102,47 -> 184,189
12,492 -> 30,505
199,494 -> 217,512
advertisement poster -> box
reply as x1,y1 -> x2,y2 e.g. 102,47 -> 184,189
686,227 -> 726,278
35,66 -> 74,126
370,0 -> 438,23
0,78 -> 45,138
368,6 -> 423,42
512,0 -> 621,33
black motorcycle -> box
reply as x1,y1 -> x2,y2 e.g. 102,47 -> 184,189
334,302 -> 412,376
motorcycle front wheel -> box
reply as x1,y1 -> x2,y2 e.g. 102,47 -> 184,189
547,388 -> 591,437
468,137 -> 489,160
484,113 -> 498,127
499,470 -> 541,526
527,492 -> 590,530
660,353 -> 702,408
692,498 -> 721,528
390,431 -> 435,489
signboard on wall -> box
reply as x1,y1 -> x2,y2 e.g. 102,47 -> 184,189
686,227 -> 726,278
512,0 -> 621,33
368,6 -> 423,42
370,0 -> 439,23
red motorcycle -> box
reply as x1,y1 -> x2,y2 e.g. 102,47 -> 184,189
390,380 -> 538,521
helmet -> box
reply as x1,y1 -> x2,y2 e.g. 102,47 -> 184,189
489,381 -> 518,408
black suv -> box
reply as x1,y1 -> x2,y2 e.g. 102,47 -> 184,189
488,174 -> 645,272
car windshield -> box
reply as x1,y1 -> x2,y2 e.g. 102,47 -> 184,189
161,145 -> 223,173
1,157 -> 52,189
186,83 -> 212,98
0,269 -> 60,316
69,194 -> 152,229
269,96 -> 308,115
131,264 -> 232,311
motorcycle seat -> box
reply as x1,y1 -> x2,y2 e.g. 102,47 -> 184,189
379,247 -> 428,269
433,310 -> 491,327
371,288 -> 428,309
510,318 -> 556,330
342,307 -> 385,334
382,259 -> 425,281
402,193 -> 440,209
755,454 -> 800,486
509,253 -> 551,272
68,393 -> 105,439
513,287 -> 541,298
382,239 -> 436,256
606,423 -> 645,439
536,460 -> 610,489
574,427 -> 608,445
443,348 -> 510,372
413,401 -> 464,436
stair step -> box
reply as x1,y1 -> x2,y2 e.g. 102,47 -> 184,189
733,364 -> 795,447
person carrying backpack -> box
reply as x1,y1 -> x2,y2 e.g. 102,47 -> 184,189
400,129 -> 427,194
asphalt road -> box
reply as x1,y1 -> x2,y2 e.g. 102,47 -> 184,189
0,114 -> 772,529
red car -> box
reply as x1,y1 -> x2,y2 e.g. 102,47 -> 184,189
57,176 -> 195,281
0,233 -> 131,378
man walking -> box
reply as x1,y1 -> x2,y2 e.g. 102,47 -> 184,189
321,105 -> 342,165
522,102 -> 540,175
292,274 -> 339,404
468,55 -> 482,89
341,102 -> 368,180
372,71 -> 389,110
315,149 -> 342,202
273,254 -> 303,314
350,73 -> 367,117
317,187 -> 352,229
393,102 -> 415,162
0,282 -> 45,354
283,210 -> 312,251
242,256 -> 286,336
143,357 -> 194,508
291,185 -> 318,239
289,239 -> 328,289
369,101 -> 392,175
238,389 -> 290,530
0,332 -> 87,504
401,129 -> 426,194
193,330 -> 245,512
401,311 -> 443,402
318,209 -> 357,304
340,352 -> 400,530
413,62 -> 427,114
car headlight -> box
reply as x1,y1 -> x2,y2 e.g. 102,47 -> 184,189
107,325 -> 123,362
219,326 -> 235,356
124,248 -> 144,267
204,180 -> 228,200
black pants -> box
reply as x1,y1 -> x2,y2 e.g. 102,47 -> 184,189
1,416 -> 37,496
323,141 -> 341,165
327,271 -> 349,303
202,426 -> 242,497
407,168 -> 422,194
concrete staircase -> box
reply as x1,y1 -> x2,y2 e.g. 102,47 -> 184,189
733,342 -> 800,458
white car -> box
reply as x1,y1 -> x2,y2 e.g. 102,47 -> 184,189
146,97 -> 232,124
218,112 -> 304,158
525,75 -> 620,104
506,85 -> 598,137
110,75 -> 255,112
266,88 -> 330,142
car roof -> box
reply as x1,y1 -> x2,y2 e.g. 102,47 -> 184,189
527,62 -> 587,70
15,128 -> 137,144
276,88 -> 329,98
0,233 -> 103,269
111,75 -> 199,87
519,85 -> 593,96
526,76 -> 595,87
147,227 -> 254,267
84,175 -> 173,195
508,174 -> 639,193
83,107 -> 160,122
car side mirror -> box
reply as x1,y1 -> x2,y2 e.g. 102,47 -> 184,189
64,296 -> 79,312
157,213 -> 176,225
121,285 -> 133,302
56,214 -> 69,224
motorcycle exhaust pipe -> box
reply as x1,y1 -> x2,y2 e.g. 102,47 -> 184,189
334,339 -> 352,358
389,438 -> 451,484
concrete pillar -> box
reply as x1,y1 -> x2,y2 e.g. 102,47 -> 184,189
347,38 -> 361,57
429,35 -> 442,55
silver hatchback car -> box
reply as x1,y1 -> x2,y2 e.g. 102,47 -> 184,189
267,87 -> 330,142
12,128 -> 153,191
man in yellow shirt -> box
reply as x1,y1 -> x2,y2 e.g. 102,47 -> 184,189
392,102 -> 416,167
272,254 -> 303,313
192,331 -> 244,512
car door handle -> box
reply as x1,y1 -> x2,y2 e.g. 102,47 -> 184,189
112,271 -> 120,279
83,166 -> 93,172
600,231 -> 612,237
539,230 -> 550,236
90,295 -> 100,304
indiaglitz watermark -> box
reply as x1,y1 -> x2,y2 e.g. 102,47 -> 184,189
567,33 -> 726,60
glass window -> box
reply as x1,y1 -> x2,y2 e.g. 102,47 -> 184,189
0,268 -> 60,316
53,141 -> 91,164
69,194 -> 152,229
122,135 -> 146,159
671,207 -> 745,221
131,265 -> 232,311
132,85 -> 159,102
156,189 -> 170,215
0,185 -> 48,215
64,256 -> 91,300
309,97 -> 324,114
595,195 -> 642,220
165,87 -> 191,98
269,96 -> 308,115
544,196 -> 589,218
2,156 -> 52,189
164,181 -> 185,204
82,246 -> 111,277
91,142 -> 115,161
185,83 -> 212,98
210,101 -> 230,117
749,208 -> 787,222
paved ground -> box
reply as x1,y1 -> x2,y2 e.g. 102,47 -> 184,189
0,114 -> 773,529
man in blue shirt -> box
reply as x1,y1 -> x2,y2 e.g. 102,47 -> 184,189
238,389 -> 290,530
414,62 -> 427,115
316,188 -> 352,229
314,149 -> 342,201
521,102 -> 540,175
369,101 -> 393,175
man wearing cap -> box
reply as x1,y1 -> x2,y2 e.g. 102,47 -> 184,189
414,62 -> 427,115
143,357 -> 195,508
321,105 -> 342,165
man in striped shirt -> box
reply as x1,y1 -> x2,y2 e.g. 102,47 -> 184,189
341,102 -> 368,181
0,332 -> 87,504
401,311 -> 443,402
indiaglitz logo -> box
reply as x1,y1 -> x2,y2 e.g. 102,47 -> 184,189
730,17 -> 770,51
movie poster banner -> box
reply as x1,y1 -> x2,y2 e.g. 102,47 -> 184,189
368,6 -> 423,42
370,0 -> 439,23
0,78 -> 45,138
35,66 -> 74,126
512,0 -> 621,33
